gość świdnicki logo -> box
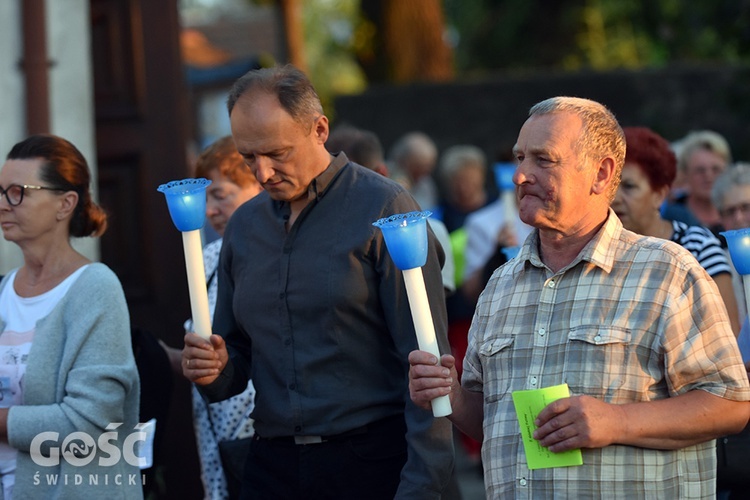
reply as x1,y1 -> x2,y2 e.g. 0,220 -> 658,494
30,422 -> 148,467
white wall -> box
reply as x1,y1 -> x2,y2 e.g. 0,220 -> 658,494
0,0 -> 98,274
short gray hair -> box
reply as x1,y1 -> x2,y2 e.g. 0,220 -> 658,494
529,96 -> 625,201
437,145 -> 487,191
712,162 -> 750,210
389,132 -> 437,165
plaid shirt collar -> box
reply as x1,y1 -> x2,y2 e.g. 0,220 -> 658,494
514,208 -> 622,276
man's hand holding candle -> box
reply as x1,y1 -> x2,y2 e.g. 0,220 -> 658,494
182,332 -> 228,386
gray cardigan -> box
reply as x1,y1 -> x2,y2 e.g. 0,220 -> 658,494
0,263 -> 142,499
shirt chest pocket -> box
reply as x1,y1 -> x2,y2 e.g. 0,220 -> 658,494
479,337 -> 514,403
563,327 -> 631,401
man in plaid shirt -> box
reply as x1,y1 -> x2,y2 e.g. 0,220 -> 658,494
409,96 -> 750,498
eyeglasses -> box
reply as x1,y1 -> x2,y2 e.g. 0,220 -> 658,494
688,164 -> 725,177
0,184 -> 66,207
720,202 -> 750,219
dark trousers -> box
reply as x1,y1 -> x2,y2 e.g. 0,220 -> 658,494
240,415 -> 407,499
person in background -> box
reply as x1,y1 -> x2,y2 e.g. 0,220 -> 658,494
163,135 -> 262,499
612,126 -> 740,335
183,65 -> 453,499
714,163 -> 750,328
325,125 -> 389,176
442,163 -> 534,467
664,130 -> 732,235
409,96 -> 750,497
460,185 -> 534,300
388,131 -> 440,211
326,124 -> 455,295
435,145 -> 492,234
326,124 -> 463,500
425,143 -> 494,468
0,134 -> 141,498
711,161 -> 750,499
130,322 -> 173,499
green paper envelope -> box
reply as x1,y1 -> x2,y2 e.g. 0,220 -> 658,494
511,383 -> 584,470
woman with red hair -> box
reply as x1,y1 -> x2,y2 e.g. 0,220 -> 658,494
612,126 -> 740,335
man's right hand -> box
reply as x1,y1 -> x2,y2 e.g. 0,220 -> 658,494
408,350 -> 457,411
182,332 -> 228,385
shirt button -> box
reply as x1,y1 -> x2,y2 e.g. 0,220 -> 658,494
538,328 -> 546,336
530,377 -> 538,386
594,335 -> 602,342
519,478 -> 527,487
279,292 -> 285,299
295,425 -> 301,432
284,338 -> 291,346
289,383 -> 296,390
548,280 -> 555,288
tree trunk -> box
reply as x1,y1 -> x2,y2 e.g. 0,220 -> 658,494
278,0 -> 308,74
377,0 -> 454,83
359,0 -> 454,83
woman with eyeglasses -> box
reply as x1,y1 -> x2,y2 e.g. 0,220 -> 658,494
714,163 -> 750,327
0,135 -> 141,499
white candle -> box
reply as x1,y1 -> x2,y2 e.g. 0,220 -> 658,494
402,267 -> 453,417
182,229 -> 212,340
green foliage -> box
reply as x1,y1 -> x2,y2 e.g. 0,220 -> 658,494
444,0 -> 750,74
301,0 -> 368,116
248,0 -> 750,102
243,0 -> 367,115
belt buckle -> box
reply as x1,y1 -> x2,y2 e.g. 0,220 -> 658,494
294,435 -> 324,445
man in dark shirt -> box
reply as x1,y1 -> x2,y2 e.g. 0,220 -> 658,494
182,64 -> 453,499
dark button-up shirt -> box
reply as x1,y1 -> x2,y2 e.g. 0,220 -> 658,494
201,153 -> 453,498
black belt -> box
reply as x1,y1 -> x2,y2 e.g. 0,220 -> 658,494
255,415 -> 401,446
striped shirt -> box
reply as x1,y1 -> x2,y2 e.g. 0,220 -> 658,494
670,220 -> 731,277
463,209 -> 750,499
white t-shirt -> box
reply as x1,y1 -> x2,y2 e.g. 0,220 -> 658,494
462,198 -> 534,280
0,266 -> 88,498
